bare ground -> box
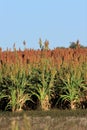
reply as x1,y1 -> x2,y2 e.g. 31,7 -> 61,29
0,110 -> 87,130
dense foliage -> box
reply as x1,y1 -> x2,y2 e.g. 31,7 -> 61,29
0,47 -> 87,111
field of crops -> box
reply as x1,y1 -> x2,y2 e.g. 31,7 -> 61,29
0,47 -> 87,112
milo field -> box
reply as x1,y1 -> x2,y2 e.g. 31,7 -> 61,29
0,43 -> 87,129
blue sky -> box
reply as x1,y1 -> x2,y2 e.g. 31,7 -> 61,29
0,0 -> 86,50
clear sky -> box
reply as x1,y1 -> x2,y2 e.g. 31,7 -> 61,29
0,0 -> 86,50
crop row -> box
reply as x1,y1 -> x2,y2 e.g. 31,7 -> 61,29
0,48 -> 87,111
